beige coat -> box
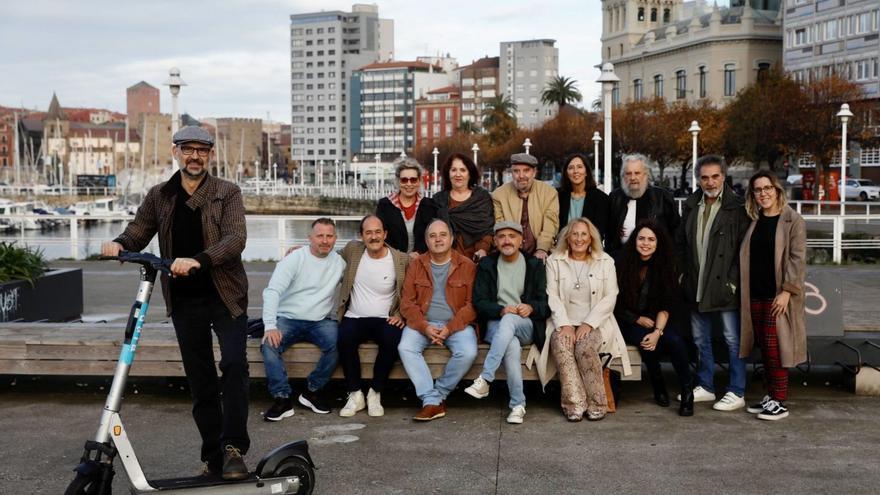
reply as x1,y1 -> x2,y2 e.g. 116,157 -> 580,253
738,205 -> 807,367
492,180 -> 560,253
526,251 -> 632,386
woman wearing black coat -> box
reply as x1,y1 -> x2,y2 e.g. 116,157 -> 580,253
375,157 -> 437,256
557,153 -> 610,241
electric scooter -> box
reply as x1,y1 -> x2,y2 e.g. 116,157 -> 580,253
65,251 -> 315,494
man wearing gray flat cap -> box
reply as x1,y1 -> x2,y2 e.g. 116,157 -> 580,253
102,125 -> 251,480
492,153 -> 559,261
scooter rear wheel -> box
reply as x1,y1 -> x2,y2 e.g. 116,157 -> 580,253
272,457 -> 315,495
64,473 -> 106,495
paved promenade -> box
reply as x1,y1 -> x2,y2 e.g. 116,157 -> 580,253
0,261 -> 878,493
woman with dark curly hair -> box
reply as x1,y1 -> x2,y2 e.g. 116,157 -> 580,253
614,219 -> 694,416
557,153 -> 610,240
432,152 -> 494,261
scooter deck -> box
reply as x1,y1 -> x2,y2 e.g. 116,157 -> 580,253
150,473 -> 258,490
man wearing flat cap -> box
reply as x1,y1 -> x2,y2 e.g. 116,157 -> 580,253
465,221 -> 549,424
101,125 -> 250,480
492,153 -> 559,261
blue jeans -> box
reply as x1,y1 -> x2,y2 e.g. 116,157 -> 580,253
261,317 -> 338,398
690,309 -> 746,397
398,323 -> 478,406
482,314 -> 533,408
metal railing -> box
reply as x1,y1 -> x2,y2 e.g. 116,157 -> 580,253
1,213 -> 879,263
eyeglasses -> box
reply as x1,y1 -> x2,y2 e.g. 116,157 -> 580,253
179,145 -> 211,157
752,185 -> 776,195
398,177 -> 419,184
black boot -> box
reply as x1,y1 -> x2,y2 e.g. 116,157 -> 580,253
679,386 -> 694,417
650,374 -> 670,407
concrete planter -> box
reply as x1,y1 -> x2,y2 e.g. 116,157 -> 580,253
0,268 -> 83,322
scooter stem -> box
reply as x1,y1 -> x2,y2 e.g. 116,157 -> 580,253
94,265 -> 157,444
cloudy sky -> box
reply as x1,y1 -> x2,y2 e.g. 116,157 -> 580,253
2,0 -> 629,121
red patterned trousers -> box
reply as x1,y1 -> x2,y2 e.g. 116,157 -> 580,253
750,299 -> 788,402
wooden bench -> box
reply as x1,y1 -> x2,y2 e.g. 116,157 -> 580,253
0,323 -> 641,381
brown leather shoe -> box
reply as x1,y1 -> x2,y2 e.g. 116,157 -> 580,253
413,402 -> 446,421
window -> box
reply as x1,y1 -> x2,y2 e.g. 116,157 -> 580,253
675,70 -> 687,99
633,79 -> 643,101
723,64 -> 736,96
653,74 -> 663,97
757,62 -> 771,82
698,66 -> 707,98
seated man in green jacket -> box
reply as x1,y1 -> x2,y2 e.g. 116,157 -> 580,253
465,221 -> 550,424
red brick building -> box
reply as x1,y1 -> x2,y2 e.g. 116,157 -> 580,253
127,81 -> 160,126
414,86 -> 460,152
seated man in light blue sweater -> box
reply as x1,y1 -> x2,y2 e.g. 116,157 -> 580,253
261,217 -> 346,421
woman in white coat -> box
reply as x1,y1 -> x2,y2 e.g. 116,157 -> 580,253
541,217 -> 631,421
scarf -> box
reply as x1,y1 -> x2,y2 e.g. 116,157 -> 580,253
433,187 -> 495,248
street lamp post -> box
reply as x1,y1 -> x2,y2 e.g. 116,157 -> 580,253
837,103 -> 854,206
689,120 -> 701,193
591,132 -> 602,185
523,138 -> 532,155
472,143 -> 480,167
374,153 -> 380,192
163,67 -> 187,173
596,63 -> 619,193
432,147 -> 439,194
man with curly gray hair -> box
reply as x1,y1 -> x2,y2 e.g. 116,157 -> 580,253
606,153 -> 679,252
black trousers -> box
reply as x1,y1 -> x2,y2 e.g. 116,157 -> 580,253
619,320 -> 693,392
338,316 -> 401,393
171,294 -> 250,465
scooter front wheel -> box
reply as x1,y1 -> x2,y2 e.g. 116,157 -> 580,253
64,472 -> 106,495
271,457 -> 315,495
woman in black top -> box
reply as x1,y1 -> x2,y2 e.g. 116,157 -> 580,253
375,157 -> 437,257
557,153 -> 610,241
614,219 -> 694,416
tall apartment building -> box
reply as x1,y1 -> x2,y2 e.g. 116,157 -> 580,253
783,0 -> 879,99
601,0 -> 782,106
289,3 -> 393,179
126,82 -> 160,126
500,40 -> 559,128
351,59 -> 456,158
458,57 -> 500,130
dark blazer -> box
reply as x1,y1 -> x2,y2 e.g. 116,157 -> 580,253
114,171 -> 248,317
557,186 -> 610,240
606,186 -> 680,253
675,183 -> 750,312
473,252 -> 551,348
376,196 -> 437,254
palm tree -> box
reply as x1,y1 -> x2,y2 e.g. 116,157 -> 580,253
541,76 -> 583,108
481,95 -> 517,130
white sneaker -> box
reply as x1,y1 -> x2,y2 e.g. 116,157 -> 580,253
465,376 -> 490,399
507,405 -> 526,424
366,388 -> 384,417
677,385 -> 716,403
712,391 -> 746,411
339,390 -> 365,417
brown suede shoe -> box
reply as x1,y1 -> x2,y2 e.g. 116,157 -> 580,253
413,402 -> 446,421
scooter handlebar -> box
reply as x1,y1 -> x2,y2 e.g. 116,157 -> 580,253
99,251 -> 187,275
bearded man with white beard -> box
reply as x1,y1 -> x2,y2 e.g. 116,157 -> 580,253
605,154 -> 680,253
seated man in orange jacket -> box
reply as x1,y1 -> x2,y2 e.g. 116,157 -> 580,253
398,218 -> 478,422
